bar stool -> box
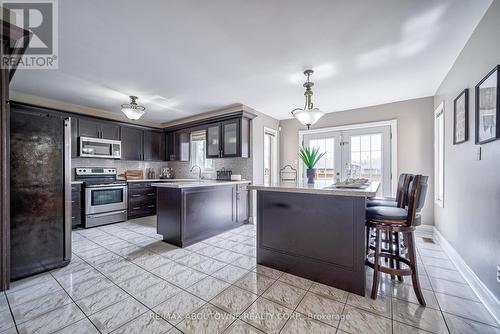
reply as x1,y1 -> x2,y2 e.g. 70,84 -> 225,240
365,175 -> 428,305
367,173 -> 413,208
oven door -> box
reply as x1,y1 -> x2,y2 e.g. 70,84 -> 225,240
85,185 -> 127,214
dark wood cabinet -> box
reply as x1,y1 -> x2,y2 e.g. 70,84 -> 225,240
166,131 -> 189,161
78,118 -> 120,140
128,182 -> 156,219
71,117 -> 78,158
205,117 -> 250,158
143,130 -> 165,161
71,183 -> 82,228
121,126 -> 144,160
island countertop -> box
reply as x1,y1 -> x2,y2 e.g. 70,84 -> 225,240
151,180 -> 251,189
249,180 -> 379,197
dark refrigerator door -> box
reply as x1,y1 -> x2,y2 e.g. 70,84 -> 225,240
10,109 -> 69,280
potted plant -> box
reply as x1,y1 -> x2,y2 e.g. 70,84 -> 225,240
298,146 -> 325,184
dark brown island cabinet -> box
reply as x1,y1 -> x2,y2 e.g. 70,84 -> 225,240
127,182 -> 157,219
154,182 -> 250,247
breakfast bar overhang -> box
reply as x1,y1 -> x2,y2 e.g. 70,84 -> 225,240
249,181 -> 379,296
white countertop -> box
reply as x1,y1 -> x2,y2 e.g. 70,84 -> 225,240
151,180 -> 251,189
123,178 -> 198,183
249,181 -> 380,197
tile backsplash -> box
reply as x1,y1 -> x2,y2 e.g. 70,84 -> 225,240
71,157 -> 252,181
71,158 -> 167,179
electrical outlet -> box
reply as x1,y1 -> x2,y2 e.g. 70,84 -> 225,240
497,265 -> 500,283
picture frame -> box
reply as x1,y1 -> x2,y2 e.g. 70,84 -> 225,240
475,65 -> 500,144
453,89 -> 469,144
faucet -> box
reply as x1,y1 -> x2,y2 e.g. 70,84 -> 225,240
190,165 -> 203,180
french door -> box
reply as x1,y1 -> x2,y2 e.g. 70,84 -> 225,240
303,125 -> 392,196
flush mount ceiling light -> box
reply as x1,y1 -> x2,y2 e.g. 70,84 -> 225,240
291,69 -> 325,129
121,96 -> 145,120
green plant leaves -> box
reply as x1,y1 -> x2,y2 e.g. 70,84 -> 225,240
298,146 -> 325,169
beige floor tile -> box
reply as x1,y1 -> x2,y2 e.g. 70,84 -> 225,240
153,291 -> 205,325
89,297 -> 148,333
262,281 -> 307,309
281,312 -> 337,333
17,303 -> 85,334
211,286 -> 259,316
444,312 -> 500,334
234,272 -> 275,295
112,311 -> 172,334
392,299 -> 449,334
339,305 -> 391,334
223,320 -> 265,333
346,292 -> 392,317
177,304 -> 235,334
240,297 -> 293,334
296,292 -> 344,327
435,292 -> 497,327
309,282 -> 349,303
187,276 -> 230,301
278,273 -> 314,290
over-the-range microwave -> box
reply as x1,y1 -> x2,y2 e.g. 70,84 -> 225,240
79,137 -> 121,159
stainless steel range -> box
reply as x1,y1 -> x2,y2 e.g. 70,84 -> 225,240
75,167 -> 127,228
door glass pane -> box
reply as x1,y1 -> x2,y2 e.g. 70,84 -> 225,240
223,123 -> 237,155
91,189 -> 123,206
350,134 -> 382,183
309,137 -> 335,180
207,126 -> 220,156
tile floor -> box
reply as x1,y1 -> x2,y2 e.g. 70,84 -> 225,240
1,216 -> 499,334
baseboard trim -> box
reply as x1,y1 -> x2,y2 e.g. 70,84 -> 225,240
431,227 -> 500,325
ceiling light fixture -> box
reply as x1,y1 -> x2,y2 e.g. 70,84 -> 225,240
291,69 -> 325,129
121,96 -> 145,120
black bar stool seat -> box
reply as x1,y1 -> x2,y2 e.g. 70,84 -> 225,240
366,199 -> 398,208
366,206 -> 408,220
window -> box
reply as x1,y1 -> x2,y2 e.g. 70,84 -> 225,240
350,134 -> 382,182
434,103 -> 445,207
309,137 -> 335,180
190,131 -> 213,170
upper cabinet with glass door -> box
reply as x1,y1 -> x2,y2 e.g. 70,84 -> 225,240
205,116 -> 251,158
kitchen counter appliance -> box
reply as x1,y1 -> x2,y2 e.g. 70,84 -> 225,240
79,136 -> 121,159
76,167 -> 127,228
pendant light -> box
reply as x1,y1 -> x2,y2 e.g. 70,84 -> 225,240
291,69 -> 324,129
121,96 -> 146,120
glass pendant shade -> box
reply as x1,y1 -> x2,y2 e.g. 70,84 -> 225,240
292,107 -> 324,129
121,107 -> 145,120
121,96 -> 146,120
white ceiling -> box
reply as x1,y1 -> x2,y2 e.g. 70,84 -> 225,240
11,0 -> 492,123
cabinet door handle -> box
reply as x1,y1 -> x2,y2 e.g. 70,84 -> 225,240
131,194 -> 141,197
147,204 -> 155,208
132,206 -> 142,210
147,193 -> 155,196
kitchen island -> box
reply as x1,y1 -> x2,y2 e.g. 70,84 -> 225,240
249,181 -> 379,296
152,180 -> 251,247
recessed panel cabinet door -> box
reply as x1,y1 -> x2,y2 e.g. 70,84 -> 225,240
144,130 -> 165,161
100,122 -> 120,140
206,124 -> 220,158
121,126 -> 143,160
78,118 -> 100,138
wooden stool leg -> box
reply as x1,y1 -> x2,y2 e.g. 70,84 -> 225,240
366,226 -> 370,256
389,232 -> 395,280
395,232 -> 403,282
406,231 -> 426,306
371,229 -> 381,299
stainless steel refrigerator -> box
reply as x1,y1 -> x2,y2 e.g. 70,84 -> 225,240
10,105 -> 71,281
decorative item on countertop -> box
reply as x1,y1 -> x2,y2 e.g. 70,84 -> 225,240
280,165 -> 297,183
147,168 -> 156,179
160,167 -> 174,179
230,174 -> 242,181
298,146 -> 325,185
216,168 -> 232,181
120,169 -> 144,180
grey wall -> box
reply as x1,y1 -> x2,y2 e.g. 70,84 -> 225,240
433,0 -> 500,297
279,96 -> 435,224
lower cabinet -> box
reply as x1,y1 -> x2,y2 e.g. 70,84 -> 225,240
71,183 -> 82,228
128,182 -> 157,219
236,184 -> 249,222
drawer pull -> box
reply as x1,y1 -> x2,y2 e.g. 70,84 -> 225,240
147,193 -> 155,196
132,206 -> 142,210
131,194 -> 142,198
147,204 -> 155,208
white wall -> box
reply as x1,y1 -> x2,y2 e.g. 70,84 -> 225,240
433,0 -> 500,298
279,96 -> 435,224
